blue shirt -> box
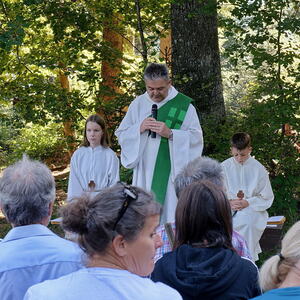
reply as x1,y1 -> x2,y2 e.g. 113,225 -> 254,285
251,287 -> 300,299
0,224 -> 83,300
25,267 -> 183,300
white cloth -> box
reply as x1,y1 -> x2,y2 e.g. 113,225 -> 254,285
115,86 -> 203,223
24,267 -> 183,300
222,156 -> 274,261
67,145 -> 120,200
0,224 -> 83,300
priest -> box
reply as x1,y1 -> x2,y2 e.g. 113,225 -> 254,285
115,63 -> 203,223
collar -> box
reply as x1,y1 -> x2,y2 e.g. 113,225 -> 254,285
2,224 -> 56,243
232,156 -> 252,166
144,86 -> 178,106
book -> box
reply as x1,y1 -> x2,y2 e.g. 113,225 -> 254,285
50,217 -> 62,225
267,216 -> 286,225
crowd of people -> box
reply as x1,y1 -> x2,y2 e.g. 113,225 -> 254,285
0,63 -> 292,300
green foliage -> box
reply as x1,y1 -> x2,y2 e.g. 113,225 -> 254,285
8,122 -> 67,162
120,166 -> 133,184
0,0 -> 171,163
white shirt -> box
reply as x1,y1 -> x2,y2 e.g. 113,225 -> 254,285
222,156 -> 274,260
24,267 -> 183,300
115,86 -> 203,223
67,145 -> 120,200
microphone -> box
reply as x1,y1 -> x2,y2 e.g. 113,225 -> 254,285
151,104 -> 158,138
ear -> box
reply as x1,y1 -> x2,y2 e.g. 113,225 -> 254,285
111,235 -> 128,257
248,146 -> 252,153
48,201 -> 54,217
0,205 -> 6,220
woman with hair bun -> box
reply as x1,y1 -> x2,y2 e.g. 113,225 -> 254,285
24,183 -> 182,300
250,221 -> 300,299
67,114 -> 119,201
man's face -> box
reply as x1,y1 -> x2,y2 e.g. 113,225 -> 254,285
145,78 -> 171,103
231,147 -> 252,164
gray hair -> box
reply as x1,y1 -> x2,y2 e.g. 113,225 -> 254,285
144,63 -> 170,81
61,183 -> 161,256
0,155 -> 55,226
174,156 -> 224,197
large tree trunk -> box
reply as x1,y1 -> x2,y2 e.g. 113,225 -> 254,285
171,0 -> 225,123
100,16 -> 124,104
160,29 -> 172,67
59,69 -> 76,156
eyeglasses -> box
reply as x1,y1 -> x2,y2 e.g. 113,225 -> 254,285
112,183 -> 138,231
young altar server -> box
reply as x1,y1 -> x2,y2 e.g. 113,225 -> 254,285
67,114 -> 119,201
222,132 -> 274,261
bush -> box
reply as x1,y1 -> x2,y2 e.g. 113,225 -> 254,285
8,122 -> 68,162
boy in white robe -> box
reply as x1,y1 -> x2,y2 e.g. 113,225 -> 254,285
115,63 -> 203,223
222,132 -> 274,261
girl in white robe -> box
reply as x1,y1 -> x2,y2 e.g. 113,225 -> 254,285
67,114 -> 119,201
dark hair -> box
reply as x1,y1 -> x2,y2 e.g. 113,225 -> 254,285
82,114 -> 110,147
230,132 -> 251,150
144,63 -> 170,81
174,180 -> 234,250
61,183 -> 161,257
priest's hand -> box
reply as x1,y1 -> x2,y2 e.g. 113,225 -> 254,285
148,120 -> 172,138
140,117 -> 156,133
230,198 -> 249,211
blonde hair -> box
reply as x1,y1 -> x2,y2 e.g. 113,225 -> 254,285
259,221 -> 300,291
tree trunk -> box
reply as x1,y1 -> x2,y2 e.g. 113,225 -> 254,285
100,16 -> 124,104
171,0 -> 225,123
58,69 -> 76,156
160,29 -> 172,67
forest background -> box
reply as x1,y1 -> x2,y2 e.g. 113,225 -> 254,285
0,0 -> 299,261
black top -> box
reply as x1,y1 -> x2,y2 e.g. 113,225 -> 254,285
151,244 -> 261,300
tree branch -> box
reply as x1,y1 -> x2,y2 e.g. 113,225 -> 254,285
134,0 -> 148,63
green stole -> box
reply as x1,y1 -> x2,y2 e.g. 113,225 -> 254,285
151,93 -> 192,205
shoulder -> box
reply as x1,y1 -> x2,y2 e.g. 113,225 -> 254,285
151,281 -> 182,299
42,234 -> 84,260
103,147 -> 119,159
26,270 -> 84,298
135,276 -> 181,299
128,94 -> 147,109
221,157 -> 234,167
103,146 -> 117,155
71,147 -> 88,158
248,157 -> 268,172
240,256 -> 259,274
177,92 -> 193,102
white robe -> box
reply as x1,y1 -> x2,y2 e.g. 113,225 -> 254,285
67,145 -> 120,201
221,156 -> 274,261
115,86 -> 203,223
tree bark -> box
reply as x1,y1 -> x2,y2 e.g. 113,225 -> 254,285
160,29 -> 172,67
58,68 -> 76,156
171,0 -> 225,123
100,16 -> 124,104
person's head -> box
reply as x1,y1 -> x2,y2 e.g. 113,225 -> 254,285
0,155 -> 55,226
174,180 -> 233,250
144,63 -> 171,103
174,156 -> 224,198
230,132 -> 252,164
259,221 -> 300,292
82,114 -> 110,148
61,183 -> 162,276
